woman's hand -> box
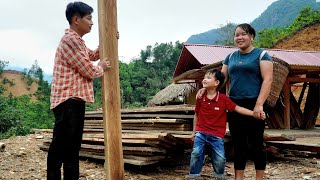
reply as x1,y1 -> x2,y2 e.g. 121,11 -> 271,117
260,112 -> 266,120
196,88 -> 206,99
253,104 -> 264,119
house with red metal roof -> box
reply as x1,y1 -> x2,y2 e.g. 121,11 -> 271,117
172,44 -> 320,129
173,44 -> 320,82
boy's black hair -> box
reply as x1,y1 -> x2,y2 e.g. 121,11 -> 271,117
235,23 -> 256,39
205,69 -> 225,90
66,1 -> 93,25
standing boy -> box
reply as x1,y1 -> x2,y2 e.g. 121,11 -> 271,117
47,2 -> 110,179
189,69 -> 265,179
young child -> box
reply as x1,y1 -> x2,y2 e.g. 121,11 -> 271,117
189,69 -> 265,179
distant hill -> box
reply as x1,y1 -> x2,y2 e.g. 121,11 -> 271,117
186,0 -> 320,44
6,65 -> 52,83
0,70 -> 39,100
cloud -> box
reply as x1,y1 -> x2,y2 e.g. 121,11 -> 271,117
0,29 -> 57,73
1,0 -> 279,74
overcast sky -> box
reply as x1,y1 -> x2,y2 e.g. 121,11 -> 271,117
0,0 -> 278,74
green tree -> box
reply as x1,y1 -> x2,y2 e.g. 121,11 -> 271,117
214,22 -> 237,45
0,60 -> 8,77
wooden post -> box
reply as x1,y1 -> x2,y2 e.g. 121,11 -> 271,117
97,0 -> 124,179
283,77 -> 290,129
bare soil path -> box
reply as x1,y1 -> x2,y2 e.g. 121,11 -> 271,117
0,133 -> 319,180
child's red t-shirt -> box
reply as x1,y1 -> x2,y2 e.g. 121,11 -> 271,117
194,92 -> 236,138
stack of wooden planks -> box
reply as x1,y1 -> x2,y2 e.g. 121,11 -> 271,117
40,105 -> 195,165
38,104 -> 320,165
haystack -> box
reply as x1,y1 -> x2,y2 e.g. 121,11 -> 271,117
148,82 -> 196,106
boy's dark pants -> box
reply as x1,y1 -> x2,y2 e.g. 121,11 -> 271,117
47,98 -> 85,180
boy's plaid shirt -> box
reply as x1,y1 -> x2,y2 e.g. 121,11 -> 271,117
50,29 -> 104,109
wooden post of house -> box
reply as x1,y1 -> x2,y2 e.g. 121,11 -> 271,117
97,0 -> 124,179
283,77 -> 290,129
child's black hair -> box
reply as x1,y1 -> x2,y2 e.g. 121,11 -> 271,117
205,69 -> 225,90
66,1 -> 93,25
235,23 -> 256,39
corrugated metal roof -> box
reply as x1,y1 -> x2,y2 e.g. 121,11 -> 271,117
185,44 -> 235,65
174,44 -> 320,78
267,49 -> 320,66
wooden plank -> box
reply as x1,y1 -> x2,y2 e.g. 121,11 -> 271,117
81,136 -> 182,150
290,92 -> 303,128
122,139 -> 165,148
123,155 -> 165,161
283,77 -> 291,129
122,133 -> 166,140
40,144 -> 160,166
297,82 -> 307,106
83,133 -> 167,140
123,151 -> 155,156
120,105 -> 194,114
98,0 -> 124,178
84,126 -> 192,131
123,119 -> 189,124
263,134 -> 296,141
264,128 -> 320,138
123,159 -> 159,166
121,114 -> 194,119
122,123 -> 190,128
122,146 -> 166,153
85,105 -> 194,115
85,119 -> 189,124
82,137 -> 104,145
85,113 -> 194,119
81,144 -> 105,153
266,137 -> 320,152
289,77 -> 320,83
121,126 -> 191,131
83,129 -> 104,133
82,138 -> 161,146
83,125 -> 104,129
122,130 -> 193,135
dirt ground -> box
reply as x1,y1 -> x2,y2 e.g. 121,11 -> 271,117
273,23 -> 320,51
0,133 -> 319,180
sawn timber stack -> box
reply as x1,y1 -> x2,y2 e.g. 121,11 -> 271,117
40,105 -> 195,166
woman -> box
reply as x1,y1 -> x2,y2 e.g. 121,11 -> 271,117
197,23 -> 273,179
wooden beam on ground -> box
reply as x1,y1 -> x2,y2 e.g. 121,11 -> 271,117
266,138 -> 320,152
98,0 -> 124,179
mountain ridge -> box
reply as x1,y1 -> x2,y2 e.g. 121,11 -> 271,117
186,0 -> 320,45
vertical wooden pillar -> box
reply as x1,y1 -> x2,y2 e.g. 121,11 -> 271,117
283,78 -> 290,129
97,0 -> 124,179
